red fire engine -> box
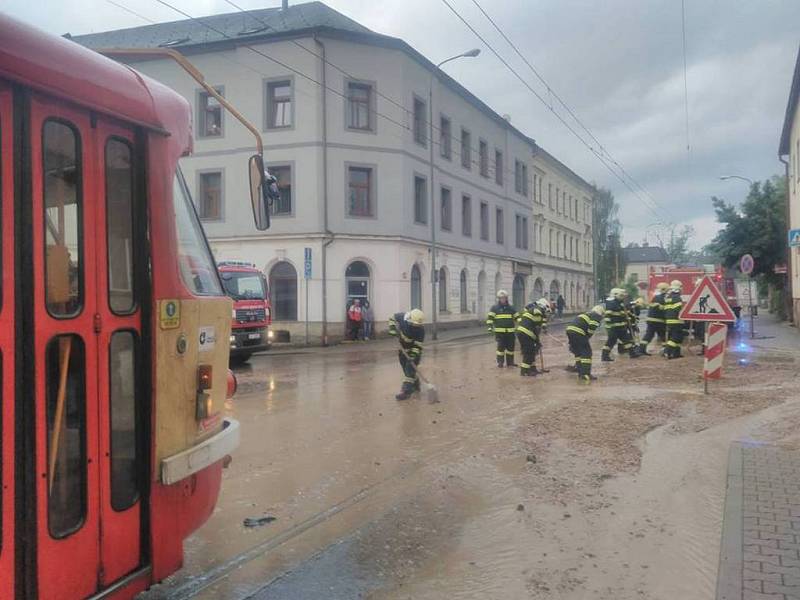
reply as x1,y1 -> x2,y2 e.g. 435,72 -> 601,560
218,261 -> 273,362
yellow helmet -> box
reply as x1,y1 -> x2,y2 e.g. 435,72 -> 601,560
670,279 -> 683,290
656,282 -> 669,291
634,297 -> 646,307
407,309 -> 425,326
591,304 -> 605,316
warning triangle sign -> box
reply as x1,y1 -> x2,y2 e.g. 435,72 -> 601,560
679,275 -> 736,322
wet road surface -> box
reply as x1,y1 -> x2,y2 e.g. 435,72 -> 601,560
140,316 -> 800,600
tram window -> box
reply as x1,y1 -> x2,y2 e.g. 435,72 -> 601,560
106,138 -> 136,314
109,331 -> 139,511
45,335 -> 86,539
43,120 -> 83,317
173,170 -> 222,296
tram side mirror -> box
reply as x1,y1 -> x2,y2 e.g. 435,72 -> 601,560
249,154 -> 271,231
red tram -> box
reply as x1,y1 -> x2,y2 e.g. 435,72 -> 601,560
0,14 -> 271,599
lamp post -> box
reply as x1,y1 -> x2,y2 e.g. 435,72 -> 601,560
429,48 -> 480,340
719,174 -> 754,185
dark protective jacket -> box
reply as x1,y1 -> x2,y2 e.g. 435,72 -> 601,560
566,310 -> 603,338
388,312 -> 425,361
486,302 -> 518,334
646,292 -> 667,324
516,306 -> 545,340
663,291 -> 684,326
603,298 -> 628,329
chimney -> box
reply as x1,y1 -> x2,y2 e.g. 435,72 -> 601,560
502,114 -> 511,122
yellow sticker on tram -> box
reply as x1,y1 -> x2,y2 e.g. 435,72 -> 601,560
159,299 -> 181,329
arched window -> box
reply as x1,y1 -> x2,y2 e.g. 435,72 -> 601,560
477,271 -> 487,315
494,271 -> 502,297
269,261 -> 298,321
549,279 -> 560,301
345,260 -> 371,305
512,274 -> 525,309
410,264 -> 422,309
533,278 -> 544,300
438,267 -> 448,312
460,269 -> 468,313
569,282 -> 575,308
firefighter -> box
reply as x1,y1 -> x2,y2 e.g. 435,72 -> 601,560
388,309 -> 425,400
639,282 -> 668,355
663,280 -> 685,359
602,288 -> 640,361
516,299 -> 547,376
566,304 -> 606,382
486,290 -> 518,367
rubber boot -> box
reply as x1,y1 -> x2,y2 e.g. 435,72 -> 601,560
565,363 -> 578,373
529,365 -> 540,376
395,390 -> 412,400
601,348 -> 613,362
519,366 -> 529,376
638,342 -> 651,356
628,346 -> 641,359
506,355 -> 516,368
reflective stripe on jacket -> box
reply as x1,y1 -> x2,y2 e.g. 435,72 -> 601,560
566,310 -> 602,337
486,303 -> 519,333
389,312 -> 425,359
516,307 -> 545,339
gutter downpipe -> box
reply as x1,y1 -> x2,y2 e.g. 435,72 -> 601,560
316,35 -> 333,345
779,155 -> 793,324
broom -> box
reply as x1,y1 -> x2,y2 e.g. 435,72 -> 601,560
400,349 -> 439,403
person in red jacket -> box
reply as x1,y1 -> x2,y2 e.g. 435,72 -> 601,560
347,299 -> 363,340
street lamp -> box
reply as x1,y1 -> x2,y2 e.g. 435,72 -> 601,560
429,48 -> 480,340
719,174 -> 754,185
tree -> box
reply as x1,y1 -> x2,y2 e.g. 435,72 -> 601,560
654,224 -> 695,265
707,176 -> 787,285
592,187 -> 623,298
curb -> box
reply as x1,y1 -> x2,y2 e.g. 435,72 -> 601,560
715,441 -> 743,600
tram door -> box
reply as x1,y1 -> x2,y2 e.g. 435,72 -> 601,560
27,94 -> 146,599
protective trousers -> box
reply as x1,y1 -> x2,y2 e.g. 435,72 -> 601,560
642,322 -> 666,344
664,325 -> 684,358
496,332 -> 516,366
398,350 -> 420,393
567,330 -> 593,380
604,326 -> 633,355
517,334 -> 538,375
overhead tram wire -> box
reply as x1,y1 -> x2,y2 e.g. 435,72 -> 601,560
438,0 -> 674,226
681,0 -> 691,156
106,0 -> 157,24
470,0 -> 671,220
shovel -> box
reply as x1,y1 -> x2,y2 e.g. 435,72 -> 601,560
400,349 -> 439,403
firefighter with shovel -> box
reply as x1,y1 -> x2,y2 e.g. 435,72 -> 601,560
389,309 -> 426,400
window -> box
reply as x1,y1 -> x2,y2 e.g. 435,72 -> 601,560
440,187 -> 452,231
556,188 -> 560,213
512,275 -> 525,310
522,164 -> 529,196
347,166 -> 373,217
105,138 -> 135,315
414,175 -> 427,224
480,201 -> 489,241
495,149 -> 503,185
515,215 -> 521,248
410,264 -> 422,309
197,171 -> 223,221
539,177 -> 543,204
496,208 -> 504,244
548,228 -> 553,255
198,87 -> 223,137
460,269 -> 468,312
347,81 -> 373,131
514,160 -> 523,194
269,261 -> 298,321
46,334 -> 86,538
174,170 -> 223,296
44,120 -> 83,317
269,165 -> 292,215
413,96 -> 427,146
440,116 -> 452,159
532,174 -> 537,202
461,128 -> 471,170
479,140 -> 489,177
461,195 -> 472,236
563,233 -> 568,257
346,261 -> 371,305
514,215 -> 529,249
439,268 -> 447,312
266,79 -> 293,129
548,183 -> 553,209
109,331 -> 140,511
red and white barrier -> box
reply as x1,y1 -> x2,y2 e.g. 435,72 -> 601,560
703,322 -> 727,381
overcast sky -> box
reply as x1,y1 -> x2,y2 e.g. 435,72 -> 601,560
6,0 -> 800,249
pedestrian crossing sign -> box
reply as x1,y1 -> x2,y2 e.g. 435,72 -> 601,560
789,228 -> 800,247
679,276 -> 736,322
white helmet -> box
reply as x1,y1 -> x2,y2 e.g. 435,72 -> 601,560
611,287 -> 626,299
656,282 -> 669,292
670,279 -> 683,292
496,289 -> 509,299
591,304 -> 605,316
536,298 -> 550,312
407,309 -> 425,326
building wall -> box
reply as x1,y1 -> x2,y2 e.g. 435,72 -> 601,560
122,33 -> 594,342
789,97 -> 800,324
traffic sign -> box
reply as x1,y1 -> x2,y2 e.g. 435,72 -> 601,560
739,253 -> 754,275
703,322 -> 727,380
679,275 -> 736,322
304,247 -> 312,279
789,229 -> 800,247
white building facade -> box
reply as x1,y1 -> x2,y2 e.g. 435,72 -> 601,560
76,2 -> 596,342
779,45 -> 800,325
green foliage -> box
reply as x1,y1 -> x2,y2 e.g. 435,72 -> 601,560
654,224 -> 695,265
622,273 -> 640,299
592,187 -> 622,299
707,175 -> 787,287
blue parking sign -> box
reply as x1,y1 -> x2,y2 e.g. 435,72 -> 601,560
304,247 -> 312,279
789,229 -> 800,248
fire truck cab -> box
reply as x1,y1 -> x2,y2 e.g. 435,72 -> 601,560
218,261 -> 273,363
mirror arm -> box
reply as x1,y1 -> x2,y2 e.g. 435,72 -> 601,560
96,47 -> 264,157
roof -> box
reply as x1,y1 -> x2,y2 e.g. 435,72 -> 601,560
69,1 -> 372,50
621,246 -> 670,264
533,145 -> 595,193
779,43 -> 800,156
70,1 -> 539,151
0,13 -> 190,142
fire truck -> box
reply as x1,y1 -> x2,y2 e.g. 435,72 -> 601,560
647,266 -> 739,308
218,261 -> 273,362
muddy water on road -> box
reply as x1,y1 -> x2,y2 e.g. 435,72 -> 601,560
141,334 -> 799,600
